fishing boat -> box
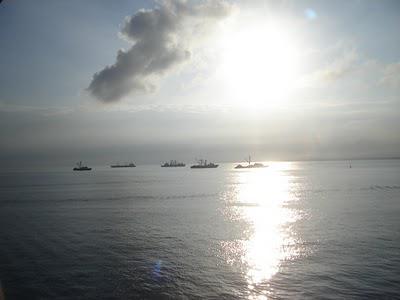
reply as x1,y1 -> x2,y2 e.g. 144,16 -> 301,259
161,160 -> 185,167
234,156 -> 267,169
110,162 -> 136,168
73,161 -> 92,171
191,159 -> 218,169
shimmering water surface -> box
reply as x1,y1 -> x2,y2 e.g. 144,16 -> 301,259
0,160 -> 399,299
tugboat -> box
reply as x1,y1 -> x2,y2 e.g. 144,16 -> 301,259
110,162 -> 136,168
234,156 -> 267,169
73,161 -> 92,171
191,159 -> 218,169
161,160 -> 185,167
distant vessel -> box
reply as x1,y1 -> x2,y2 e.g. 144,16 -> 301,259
73,161 -> 92,171
162,160 -> 185,167
110,162 -> 136,168
191,159 -> 218,169
235,156 -> 267,169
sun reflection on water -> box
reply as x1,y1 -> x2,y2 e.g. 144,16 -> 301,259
221,162 -> 301,297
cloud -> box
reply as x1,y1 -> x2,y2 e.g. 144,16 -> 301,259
314,48 -> 359,82
0,101 -> 73,115
381,61 -> 400,87
88,0 -> 233,103
297,47 -> 360,90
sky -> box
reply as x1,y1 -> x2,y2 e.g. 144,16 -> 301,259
0,0 -> 399,167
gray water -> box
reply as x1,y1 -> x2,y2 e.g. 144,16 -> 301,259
0,160 -> 399,299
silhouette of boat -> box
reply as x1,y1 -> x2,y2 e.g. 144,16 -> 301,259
110,162 -> 136,168
191,159 -> 218,169
235,156 -> 267,169
162,160 -> 185,167
73,161 -> 92,171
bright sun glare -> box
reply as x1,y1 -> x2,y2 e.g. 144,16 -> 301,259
220,163 -> 302,298
218,21 -> 300,107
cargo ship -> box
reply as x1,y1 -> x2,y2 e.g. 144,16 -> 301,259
73,161 -> 92,171
234,156 -> 267,169
161,160 -> 185,167
110,162 -> 136,168
191,159 -> 218,169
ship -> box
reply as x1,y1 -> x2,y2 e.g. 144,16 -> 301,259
161,160 -> 186,167
234,156 -> 267,169
190,159 -> 218,169
73,161 -> 92,171
110,162 -> 136,168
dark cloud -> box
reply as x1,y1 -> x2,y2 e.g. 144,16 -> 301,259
88,0 -> 233,103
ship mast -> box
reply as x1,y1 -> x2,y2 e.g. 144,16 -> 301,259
246,155 -> 251,166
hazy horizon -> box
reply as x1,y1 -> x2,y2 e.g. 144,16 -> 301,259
1,0 -> 399,168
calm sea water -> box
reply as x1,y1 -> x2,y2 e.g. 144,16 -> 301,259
0,160 -> 399,299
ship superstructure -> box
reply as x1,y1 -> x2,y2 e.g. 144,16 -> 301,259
190,159 -> 218,169
161,160 -> 185,167
73,161 -> 92,171
234,156 -> 266,169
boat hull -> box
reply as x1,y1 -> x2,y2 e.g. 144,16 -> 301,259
162,165 -> 186,167
110,165 -> 136,168
190,165 -> 219,169
234,165 -> 266,169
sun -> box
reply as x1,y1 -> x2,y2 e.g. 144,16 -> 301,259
217,20 -> 300,108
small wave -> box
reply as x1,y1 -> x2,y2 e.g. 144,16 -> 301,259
227,202 -> 260,207
0,193 -> 218,204
161,193 -> 217,200
362,185 -> 400,191
0,179 -> 160,189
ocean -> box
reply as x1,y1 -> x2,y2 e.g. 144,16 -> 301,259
0,160 -> 399,299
